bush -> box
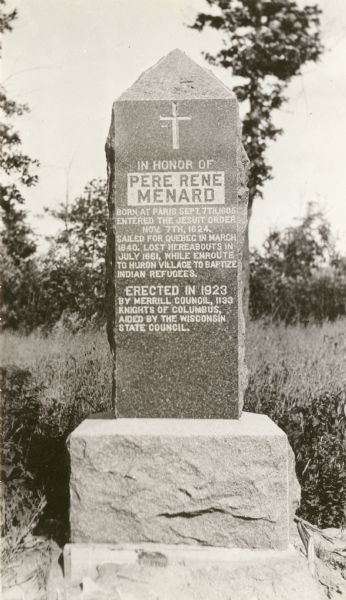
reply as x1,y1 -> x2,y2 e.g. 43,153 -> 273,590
245,382 -> 346,527
1,179 -> 108,333
245,319 -> 346,527
0,330 -> 112,543
250,206 -> 346,324
0,367 -> 47,566
1,441 -> 46,569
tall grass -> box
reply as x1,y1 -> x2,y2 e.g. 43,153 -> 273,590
245,318 -> 346,527
1,326 -> 113,551
4,319 -> 343,405
247,318 -> 346,399
1,325 -> 112,427
1,319 -> 345,536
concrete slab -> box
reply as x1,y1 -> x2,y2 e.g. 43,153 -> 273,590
63,542 -> 322,599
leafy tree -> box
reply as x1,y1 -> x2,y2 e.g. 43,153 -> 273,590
50,178 -> 107,270
1,1 -> 39,328
190,0 -> 323,209
1,176 -> 108,332
0,1 -> 39,254
42,178 -> 108,327
250,205 -> 346,323
190,1 -> 323,312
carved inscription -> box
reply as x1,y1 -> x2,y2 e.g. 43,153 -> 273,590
116,160 -> 237,334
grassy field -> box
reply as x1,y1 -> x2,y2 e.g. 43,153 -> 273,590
2,318 -> 345,414
247,318 -> 346,401
1,325 -> 113,427
1,318 -> 345,562
245,319 -> 346,528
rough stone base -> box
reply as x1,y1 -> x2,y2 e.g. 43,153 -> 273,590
69,414 -> 299,550
63,543 -> 321,599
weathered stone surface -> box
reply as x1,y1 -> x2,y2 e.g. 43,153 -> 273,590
288,440 -> 301,539
105,49 -> 249,418
64,543 -> 322,600
69,414 -> 299,550
117,49 -> 234,101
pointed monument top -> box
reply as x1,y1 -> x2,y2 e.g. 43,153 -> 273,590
118,49 -> 234,101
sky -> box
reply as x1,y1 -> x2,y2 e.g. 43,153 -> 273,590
3,0 -> 346,251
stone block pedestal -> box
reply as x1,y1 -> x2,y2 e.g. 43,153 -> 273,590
69,414 -> 299,550
65,414 -> 320,599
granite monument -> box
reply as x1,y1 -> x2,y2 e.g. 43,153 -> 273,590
105,49 -> 248,418
64,50 -> 320,600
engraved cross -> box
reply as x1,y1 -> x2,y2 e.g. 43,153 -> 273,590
159,102 -> 191,150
